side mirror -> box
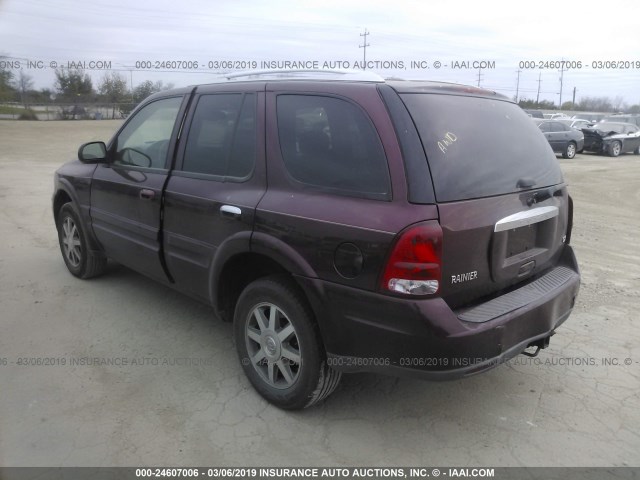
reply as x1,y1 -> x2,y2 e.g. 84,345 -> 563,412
78,141 -> 107,163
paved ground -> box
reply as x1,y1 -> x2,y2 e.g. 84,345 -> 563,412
0,120 -> 638,467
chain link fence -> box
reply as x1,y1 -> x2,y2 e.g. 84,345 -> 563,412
0,102 -> 137,120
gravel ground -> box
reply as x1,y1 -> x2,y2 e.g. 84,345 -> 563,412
0,120 -> 638,467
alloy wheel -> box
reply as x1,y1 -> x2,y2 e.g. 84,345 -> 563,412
62,216 -> 82,267
245,302 -> 301,389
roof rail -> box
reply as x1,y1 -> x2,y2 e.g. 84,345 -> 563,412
220,69 -> 385,82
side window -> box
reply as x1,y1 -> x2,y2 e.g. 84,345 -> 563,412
538,122 -> 550,133
276,94 -> 390,199
182,93 -> 256,178
114,97 -> 182,169
551,122 -> 566,132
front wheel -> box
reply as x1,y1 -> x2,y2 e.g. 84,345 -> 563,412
608,141 -> 622,157
57,203 -> 106,278
563,141 -> 576,159
234,275 -> 341,409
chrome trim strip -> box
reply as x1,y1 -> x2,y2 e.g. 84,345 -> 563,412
494,206 -> 559,232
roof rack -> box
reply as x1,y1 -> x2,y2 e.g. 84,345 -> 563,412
220,69 -> 385,82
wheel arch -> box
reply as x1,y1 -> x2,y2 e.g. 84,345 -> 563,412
210,232 -> 321,325
53,180 -> 103,254
53,188 -> 73,225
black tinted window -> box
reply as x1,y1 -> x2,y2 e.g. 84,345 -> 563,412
276,95 -> 390,199
551,122 -> 567,132
183,94 -> 255,178
401,94 -> 563,202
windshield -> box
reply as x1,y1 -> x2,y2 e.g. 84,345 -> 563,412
595,123 -> 625,133
401,94 -> 564,202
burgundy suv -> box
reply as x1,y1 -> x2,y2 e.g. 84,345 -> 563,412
53,71 -> 580,409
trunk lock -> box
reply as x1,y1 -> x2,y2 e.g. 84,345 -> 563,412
518,260 -> 536,277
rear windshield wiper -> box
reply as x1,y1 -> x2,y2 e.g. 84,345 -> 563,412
517,178 -> 536,189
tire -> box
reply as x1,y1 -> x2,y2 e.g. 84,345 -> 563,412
57,203 -> 107,279
233,275 -> 341,409
562,141 -> 577,159
608,141 -> 622,157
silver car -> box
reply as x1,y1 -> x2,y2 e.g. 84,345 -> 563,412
535,120 -> 585,159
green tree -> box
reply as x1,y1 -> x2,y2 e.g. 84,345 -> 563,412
132,79 -> 175,103
54,68 -> 94,119
99,71 -> 129,119
518,98 -> 557,109
54,68 -> 93,101
0,64 -> 15,103
13,71 -> 34,108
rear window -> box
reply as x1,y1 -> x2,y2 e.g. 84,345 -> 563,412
400,94 -> 563,202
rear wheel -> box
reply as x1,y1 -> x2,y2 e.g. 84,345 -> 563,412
608,141 -> 622,157
57,203 -> 106,278
562,141 -> 576,159
234,275 -> 341,409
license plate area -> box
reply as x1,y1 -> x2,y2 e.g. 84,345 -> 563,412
491,207 -> 559,282
506,224 -> 538,258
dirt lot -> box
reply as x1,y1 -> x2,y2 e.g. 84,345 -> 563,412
0,120 -> 638,467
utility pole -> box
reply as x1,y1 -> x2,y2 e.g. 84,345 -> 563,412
476,67 -> 483,87
536,72 -> 542,104
515,69 -> 522,103
558,62 -> 565,108
572,86 -> 577,106
359,28 -> 370,70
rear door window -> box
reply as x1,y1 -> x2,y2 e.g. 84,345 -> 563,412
276,94 -> 391,200
182,93 -> 256,179
401,94 -> 563,202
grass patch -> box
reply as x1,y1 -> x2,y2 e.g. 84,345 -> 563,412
0,105 -> 28,115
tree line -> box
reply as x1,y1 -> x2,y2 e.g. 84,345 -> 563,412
517,97 -> 639,114
2,65 -> 640,118
0,67 -> 173,119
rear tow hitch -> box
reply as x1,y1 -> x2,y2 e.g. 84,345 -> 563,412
521,335 -> 552,358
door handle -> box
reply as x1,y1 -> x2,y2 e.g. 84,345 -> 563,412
220,205 -> 242,219
139,189 -> 155,200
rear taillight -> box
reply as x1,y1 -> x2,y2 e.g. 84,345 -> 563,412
381,221 -> 442,296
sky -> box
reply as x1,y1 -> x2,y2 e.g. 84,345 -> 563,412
1,0 -> 640,106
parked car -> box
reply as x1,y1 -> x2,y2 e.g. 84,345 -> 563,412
524,109 -> 544,118
535,120 -> 585,158
598,114 -> 640,128
53,71 -> 580,409
582,122 -> 640,156
543,113 -> 569,120
557,119 -> 593,130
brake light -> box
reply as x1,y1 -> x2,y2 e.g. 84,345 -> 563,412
381,221 -> 442,296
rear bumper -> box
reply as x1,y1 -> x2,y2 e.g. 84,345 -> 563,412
297,246 -> 580,380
